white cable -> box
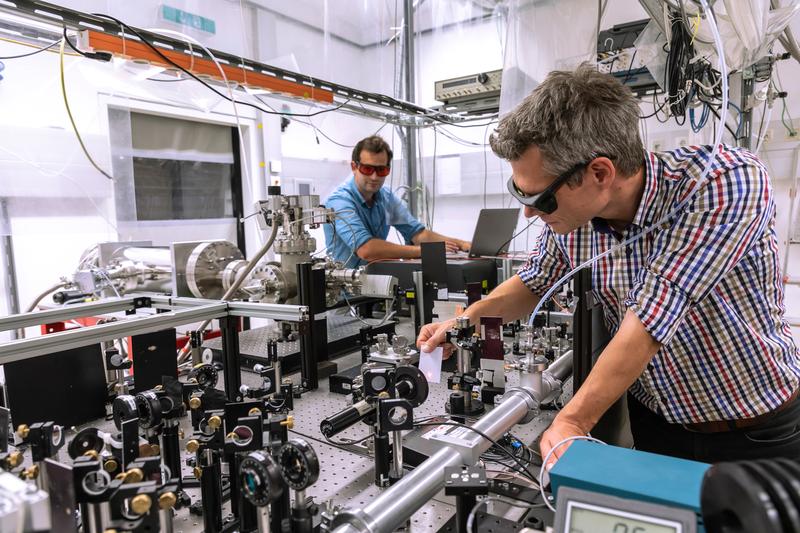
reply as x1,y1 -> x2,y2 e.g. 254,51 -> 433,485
527,0 -> 728,325
95,268 -> 122,298
538,435 -> 608,512
755,102 -> 775,154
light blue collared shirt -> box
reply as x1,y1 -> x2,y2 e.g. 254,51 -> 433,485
323,176 -> 425,268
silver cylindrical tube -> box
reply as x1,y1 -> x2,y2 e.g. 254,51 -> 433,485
84,502 -> 110,533
391,431 -> 403,479
456,346 -> 471,375
520,367 -> 543,396
294,489 -> 307,510
547,350 -> 573,382
274,359 -> 283,391
159,508 -> 174,533
331,388 -> 536,533
257,506 -> 271,533
36,461 -> 48,492
117,246 -> 172,267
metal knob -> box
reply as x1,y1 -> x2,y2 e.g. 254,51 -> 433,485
6,451 -> 23,468
118,468 -> 144,484
159,491 -> 177,510
16,424 -> 29,439
130,494 -> 152,515
83,450 -> 100,460
23,464 -> 39,480
280,415 -> 294,429
186,440 -> 200,453
248,407 -> 262,416
208,415 -> 222,430
188,397 -> 202,410
104,459 -> 118,473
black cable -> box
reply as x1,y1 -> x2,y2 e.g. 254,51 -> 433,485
665,12 -> 693,121
621,49 -> 638,84
89,13 -> 352,119
88,13 -> 493,128
0,39 -> 59,59
494,217 -> 539,255
413,422 -> 538,482
640,97 -> 669,120
703,103 -> 740,140
62,29 -> 111,61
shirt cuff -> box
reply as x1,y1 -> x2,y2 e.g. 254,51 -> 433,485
350,231 -> 374,253
515,269 -> 549,299
625,269 -> 693,345
406,223 -> 426,244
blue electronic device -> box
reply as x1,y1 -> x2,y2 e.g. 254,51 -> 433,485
549,441 -> 711,532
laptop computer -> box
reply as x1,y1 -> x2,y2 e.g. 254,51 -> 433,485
449,208 -> 520,258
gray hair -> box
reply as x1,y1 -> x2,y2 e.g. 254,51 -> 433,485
490,63 -> 643,183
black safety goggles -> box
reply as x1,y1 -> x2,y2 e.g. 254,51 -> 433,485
506,153 -> 611,214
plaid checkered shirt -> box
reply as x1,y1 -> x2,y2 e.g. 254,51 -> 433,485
517,145 -> 800,424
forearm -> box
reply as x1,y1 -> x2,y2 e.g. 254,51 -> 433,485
356,238 -> 420,262
559,310 -> 662,431
413,229 -> 466,246
463,275 -> 540,325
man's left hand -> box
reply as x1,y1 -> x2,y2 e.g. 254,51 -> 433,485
539,415 -> 589,471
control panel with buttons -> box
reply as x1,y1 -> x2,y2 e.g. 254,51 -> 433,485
435,69 -> 503,104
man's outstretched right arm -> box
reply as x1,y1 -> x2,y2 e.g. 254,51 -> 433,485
416,275 -> 540,355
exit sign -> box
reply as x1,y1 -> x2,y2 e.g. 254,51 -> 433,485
160,5 -> 216,34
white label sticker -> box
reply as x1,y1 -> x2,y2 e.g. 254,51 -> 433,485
437,288 -> 448,300
421,424 -> 472,441
419,346 -> 443,384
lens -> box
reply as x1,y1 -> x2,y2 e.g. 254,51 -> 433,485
535,193 -> 558,215
231,425 -> 254,447
242,468 -> 262,498
388,406 -> 408,426
375,166 -> 390,177
370,375 -> 388,392
358,164 -> 376,176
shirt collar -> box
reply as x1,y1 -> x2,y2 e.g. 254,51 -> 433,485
630,151 -> 661,229
590,151 -> 660,233
346,175 -> 383,207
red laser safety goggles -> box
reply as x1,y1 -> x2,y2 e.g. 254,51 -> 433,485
356,162 -> 391,177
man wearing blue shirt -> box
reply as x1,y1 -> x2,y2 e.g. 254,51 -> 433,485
324,136 -> 470,268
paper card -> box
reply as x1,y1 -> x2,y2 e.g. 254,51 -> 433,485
419,346 -> 443,384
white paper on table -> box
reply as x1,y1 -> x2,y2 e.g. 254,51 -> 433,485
419,346 -> 443,384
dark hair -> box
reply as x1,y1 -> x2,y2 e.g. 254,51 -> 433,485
351,135 -> 393,163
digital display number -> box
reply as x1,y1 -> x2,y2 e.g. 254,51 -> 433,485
566,504 -> 681,533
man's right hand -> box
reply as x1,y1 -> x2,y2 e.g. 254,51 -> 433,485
416,318 -> 457,359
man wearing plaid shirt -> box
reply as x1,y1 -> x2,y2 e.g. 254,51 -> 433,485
417,64 -> 800,465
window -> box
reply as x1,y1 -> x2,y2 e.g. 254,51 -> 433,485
132,158 -> 233,220
129,112 -> 236,221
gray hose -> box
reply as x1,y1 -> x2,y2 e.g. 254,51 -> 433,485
24,281 -> 69,313
15,281 -> 70,339
178,221 -> 279,362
